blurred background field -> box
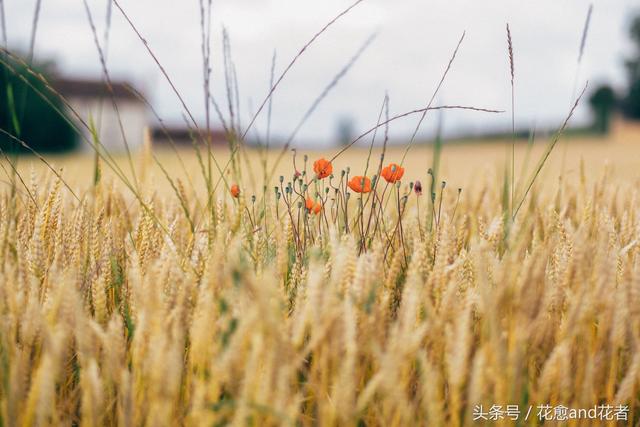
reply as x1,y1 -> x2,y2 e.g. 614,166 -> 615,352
12,118 -> 640,198
2,1 -> 640,174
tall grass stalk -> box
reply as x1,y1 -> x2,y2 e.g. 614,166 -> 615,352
513,83 -> 588,218
400,31 -> 465,166
241,0 -> 367,141
506,23 -> 515,217
267,32 -> 376,184
82,0 -> 138,189
561,3 -> 593,172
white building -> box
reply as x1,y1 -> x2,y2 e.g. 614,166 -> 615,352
53,78 -> 148,153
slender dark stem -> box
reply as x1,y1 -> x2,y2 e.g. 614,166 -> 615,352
513,83 -> 588,219
199,0 -> 214,197
0,147 -> 36,205
82,0 -> 138,188
400,31 -> 466,165
266,32 -> 376,183
263,50 -> 277,192
437,183 -> 445,229
450,189 -> 462,225
507,23 -> 515,217
0,128 -> 80,201
331,104 -> 503,163
241,0 -> 367,140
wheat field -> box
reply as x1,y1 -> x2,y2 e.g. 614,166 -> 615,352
1,123 -> 639,426
2,0 -> 640,424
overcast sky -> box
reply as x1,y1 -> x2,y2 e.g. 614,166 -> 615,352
3,0 -> 638,146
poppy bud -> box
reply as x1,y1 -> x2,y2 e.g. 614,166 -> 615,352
414,180 -> 423,196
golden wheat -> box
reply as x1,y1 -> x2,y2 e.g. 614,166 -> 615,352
0,162 -> 638,426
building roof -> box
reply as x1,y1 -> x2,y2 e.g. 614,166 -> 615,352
151,126 -> 227,145
52,78 -> 142,102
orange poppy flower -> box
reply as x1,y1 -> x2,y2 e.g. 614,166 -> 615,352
230,184 -> 240,198
313,158 -> 333,179
312,201 -> 322,215
348,176 -> 372,193
305,196 -> 315,211
381,163 -> 405,184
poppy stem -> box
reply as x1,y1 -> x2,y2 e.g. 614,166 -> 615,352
397,185 -> 408,265
450,188 -> 462,225
245,206 -> 255,229
372,189 -> 390,243
430,192 -> 437,233
281,184 -> 302,258
344,171 -> 350,234
416,196 -> 424,240
359,194 -> 365,252
383,186 -> 409,264
437,181 -> 446,230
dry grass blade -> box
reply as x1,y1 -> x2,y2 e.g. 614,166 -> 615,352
82,0 -> 139,189
507,23 -> 515,216
267,32 -> 377,182
111,0 -> 230,194
513,82 -> 588,218
0,146 -> 36,204
399,31 -> 466,165
241,0 -> 368,140
111,0 -> 200,132
331,104 -> 503,162
578,4 -> 593,64
27,0 -> 42,62
0,128 -> 79,201
571,3 -> 593,106
123,83 -> 198,197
